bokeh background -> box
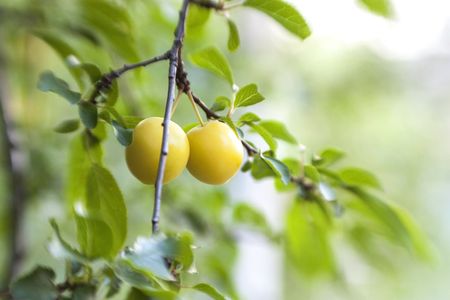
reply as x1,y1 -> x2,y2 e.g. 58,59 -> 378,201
0,0 -> 449,299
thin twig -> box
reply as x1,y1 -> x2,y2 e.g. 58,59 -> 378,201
190,0 -> 225,10
88,52 -> 170,103
152,0 -> 190,233
0,66 -> 26,286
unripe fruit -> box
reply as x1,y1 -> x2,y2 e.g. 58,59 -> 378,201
126,117 -> 189,184
187,120 -> 244,185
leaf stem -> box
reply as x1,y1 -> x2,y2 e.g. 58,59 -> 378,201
170,89 -> 183,118
187,91 -> 205,126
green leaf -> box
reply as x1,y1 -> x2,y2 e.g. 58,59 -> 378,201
98,73 -> 119,106
243,0 -> 311,39
66,133 -> 103,207
191,283 -> 228,300
53,119 -> 80,133
37,71 -> 81,104
312,148 -> 345,167
48,219 -> 91,263
285,201 -> 336,276
251,155 -> 276,180
72,284 -> 96,300
123,116 -> 145,128
259,120 -> 297,144
11,267 -> 58,300
33,30 -> 85,89
233,203 -> 271,236
75,63 -> 102,83
78,101 -> 98,129
249,123 -> 277,151
339,167 -> 382,189
117,234 -> 194,282
76,164 -> 127,259
274,158 -> 300,191
304,165 -> 320,183
358,0 -> 392,17
188,46 -> 234,86
211,96 -> 231,112
227,19 -> 240,51
261,155 -> 291,185
238,112 -> 261,124
187,4 -> 211,29
112,120 -> 133,146
183,122 -> 200,133
234,83 -> 265,108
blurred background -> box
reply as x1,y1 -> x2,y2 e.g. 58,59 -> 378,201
0,0 -> 449,299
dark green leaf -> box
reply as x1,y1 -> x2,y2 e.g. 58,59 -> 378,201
37,71 -> 81,104
243,0 -> 311,39
191,283 -> 227,300
339,167 -> 382,189
249,123 -> 277,151
53,119 -> 80,133
78,101 -> 98,129
227,19 -> 240,51
188,46 -> 234,86
211,96 -> 231,112
261,155 -> 290,184
72,284 -> 96,300
312,148 -> 345,167
99,74 -> 119,106
11,267 -> 58,300
112,120 -> 133,146
234,83 -> 265,107
75,63 -> 102,83
358,0 -> 392,17
238,112 -> 261,124
76,164 -> 127,259
259,120 -> 297,144
251,155 -> 275,180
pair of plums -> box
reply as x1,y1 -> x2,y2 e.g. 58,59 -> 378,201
125,117 -> 243,185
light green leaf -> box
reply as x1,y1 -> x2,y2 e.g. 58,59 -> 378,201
211,96 -> 231,112
187,4 -> 211,29
66,133 -> 103,207
243,0 -> 311,39
304,164 -> 320,183
249,123 -> 277,151
11,267 -> 58,300
259,120 -> 297,144
251,155 -> 276,180
123,116 -> 145,128
233,203 -> 271,236
312,148 -> 345,167
78,101 -> 98,129
285,201 -> 336,276
191,283 -> 228,300
238,112 -> 261,124
227,19 -> 240,51
339,167 -> 382,189
188,46 -> 234,86
112,120 -> 133,146
234,83 -> 265,107
76,164 -> 127,259
37,71 -> 81,104
48,219 -> 91,263
117,234 -> 194,282
358,0 -> 392,17
33,30 -> 84,89
53,119 -> 80,134
261,154 -> 291,185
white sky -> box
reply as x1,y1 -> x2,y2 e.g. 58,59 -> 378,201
297,0 -> 450,60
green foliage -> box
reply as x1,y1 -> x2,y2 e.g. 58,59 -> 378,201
191,283 -> 228,300
75,164 -> 127,259
243,0 -> 311,39
111,120 -> 133,146
37,71 -> 81,104
339,167 -> 382,190
259,120 -> 297,144
234,83 -> 265,107
226,19 -> 240,52
78,101 -> 98,129
211,96 -> 231,112
10,267 -> 58,300
358,0 -> 392,17
188,46 -> 234,86
53,119 -> 80,133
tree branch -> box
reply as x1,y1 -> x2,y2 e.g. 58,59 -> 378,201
151,0 -> 190,233
0,65 -> 26,286
190,0 -> 225,10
